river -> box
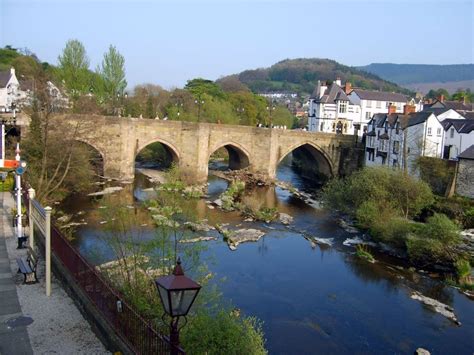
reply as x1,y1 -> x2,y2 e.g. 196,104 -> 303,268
60,157 -> 474,354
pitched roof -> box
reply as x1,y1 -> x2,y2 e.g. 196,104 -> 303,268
315,83 -> 352,104
400,111 -> 434,129
458,145 -> 474,160
0,70 -> 12,87
425,99 -> 473,112
459,120 -> 474,134
441,118 -> 468,131
351,89 -> 408,103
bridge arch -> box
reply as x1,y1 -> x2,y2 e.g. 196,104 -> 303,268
135,138 -> 181,169
207,141 -> 251,172
73,138 -> 105,176
276,141 -> 334,180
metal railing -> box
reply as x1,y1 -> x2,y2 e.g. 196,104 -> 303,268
23,192 -> 184,354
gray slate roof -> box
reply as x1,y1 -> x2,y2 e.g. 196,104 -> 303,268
351,89 -> 408,103
425,100 -> 474,112
0,71 -> 11,87
458,144 -> 474,160
314,83 -> 351,104
401,112 -> 434,129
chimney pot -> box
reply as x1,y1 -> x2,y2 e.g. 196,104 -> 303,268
438,94 -> 445,103
388,103 -> 397,114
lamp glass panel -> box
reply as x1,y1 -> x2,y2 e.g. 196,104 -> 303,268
170,289 -> 198,316
157,284 -> 171,314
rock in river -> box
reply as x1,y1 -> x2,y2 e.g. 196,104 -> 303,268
279,212 -> 294,225
226,228 -> 265,250
88,186 -> 123,196
410,291 -> 461,325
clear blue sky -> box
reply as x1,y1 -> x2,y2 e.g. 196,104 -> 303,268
1,0 -> 473,89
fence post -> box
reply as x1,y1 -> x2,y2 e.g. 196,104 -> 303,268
28,188 -> 35,249
44,206 -> 52,296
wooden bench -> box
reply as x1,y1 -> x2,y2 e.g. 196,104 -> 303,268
16,247 -> 38,284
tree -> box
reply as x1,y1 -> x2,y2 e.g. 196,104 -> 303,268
57,39 -> 91,103
22,74 -> 97,203
97,45 -> 127,114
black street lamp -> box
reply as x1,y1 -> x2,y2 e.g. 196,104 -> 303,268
266,101 -> 275,128
194,96 -> 204,122
175,101 -> 184,119
155,258 -> 201,354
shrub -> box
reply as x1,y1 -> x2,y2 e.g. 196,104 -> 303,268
181,310 -> 267,355
455,259 -> 472,285
406,213 -> 461,264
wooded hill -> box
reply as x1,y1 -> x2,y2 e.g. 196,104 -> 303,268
218,58 -> 412,96
359,63 -> 474,85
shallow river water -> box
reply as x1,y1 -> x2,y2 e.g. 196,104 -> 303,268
61,159 -> 474,355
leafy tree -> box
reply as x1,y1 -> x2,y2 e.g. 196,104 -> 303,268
22,74 -> 97,203
185,78 -> 226,99
96,45 -> 127,113
57,39 -> 91,102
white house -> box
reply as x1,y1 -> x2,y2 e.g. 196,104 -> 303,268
364,106 -> 443,172
349,88 -> 409,135
308,79 -> 359,134
0,68 -> 21,112
442,119 -> 474,159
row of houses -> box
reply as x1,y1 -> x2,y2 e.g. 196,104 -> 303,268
308,78 -> 435,136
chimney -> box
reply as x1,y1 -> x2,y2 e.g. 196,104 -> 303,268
319,81 -> 327,98
403,104 -> 416,115
438,94 -> 445,103
344,82 -> 352,95
388,103 -> 397,114
335,77 -> 342,86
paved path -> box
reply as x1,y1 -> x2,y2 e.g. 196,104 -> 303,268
0,192 -> 109,355
0,192 -> 33,355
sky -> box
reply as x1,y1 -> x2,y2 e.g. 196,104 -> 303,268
1,0 -> 473,89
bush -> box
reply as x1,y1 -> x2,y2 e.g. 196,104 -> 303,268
181,310 -> 267,355
0,174 -> 14,192
406,213 -> 461,264
455,259 -> 472,285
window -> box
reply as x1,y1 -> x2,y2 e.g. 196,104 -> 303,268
376,101 -> 382,109
339,101 -> 347,113
437,128 -> 442,136
427,127 -> 432,136
365,112 -> 372,120
366,100 -> 372,108
393,141 -> 400,154
450,128 -> 454,138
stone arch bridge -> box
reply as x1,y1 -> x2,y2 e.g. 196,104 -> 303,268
61,114 -> 359,184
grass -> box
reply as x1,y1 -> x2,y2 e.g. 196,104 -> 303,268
355,244 -> 375,263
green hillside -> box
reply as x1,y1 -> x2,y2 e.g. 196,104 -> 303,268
218,58 -> 412,96
359,63 -> 474,85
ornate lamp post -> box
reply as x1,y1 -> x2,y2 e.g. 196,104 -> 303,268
194,96 -> 204,122
175,101 -> 184,119
155,258 -> 201,354
266,102 -> 275,128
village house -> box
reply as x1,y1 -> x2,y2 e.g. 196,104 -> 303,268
442,118 -> 474,159
308,79 -> 360,134
348,88 -> 409,135
0,68 -> 23,112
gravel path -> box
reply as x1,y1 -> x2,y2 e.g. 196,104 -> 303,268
2,192 -> 110,355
